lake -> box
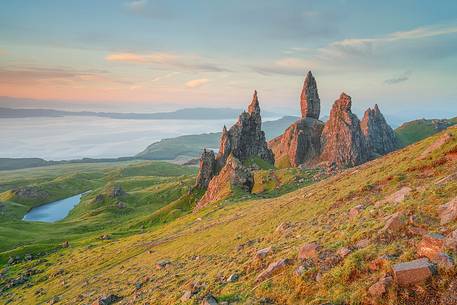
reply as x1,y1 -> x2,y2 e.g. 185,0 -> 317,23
0,116 -> 241,160
22,193 -> 85,223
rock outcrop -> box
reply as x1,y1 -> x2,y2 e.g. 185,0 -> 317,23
196,155 -> 253,209
269,72 -> 324,167
195,91 -> 273,208
300,71 -> 320,119
361,104 -> 399,157
320,93 -> 369,168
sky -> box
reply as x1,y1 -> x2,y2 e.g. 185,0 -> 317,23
0,0 -> 457,118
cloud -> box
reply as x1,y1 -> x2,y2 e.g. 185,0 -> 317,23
384,71 -> 412,85
0,66 -> 128,85
125,0 -> 148,12
106,52 -> 228,72
185,78 -> 209,88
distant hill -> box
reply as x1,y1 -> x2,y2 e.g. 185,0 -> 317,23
0,107 -> 280,120
136,116 -> 299,160
395,117 -> 457,146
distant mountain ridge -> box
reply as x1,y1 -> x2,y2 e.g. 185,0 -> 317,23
0,107 -> 280,120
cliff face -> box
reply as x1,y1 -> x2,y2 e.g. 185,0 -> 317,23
195,91 -> 274,208
270,118 -> 324,167
320,93 -> 369,168
361,104 -> 399,157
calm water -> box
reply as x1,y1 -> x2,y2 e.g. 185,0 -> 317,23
0,116 -> 240,160
22,193 -> 85,223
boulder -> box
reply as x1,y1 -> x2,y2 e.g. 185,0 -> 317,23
380,212 -> 405,234
255,259 -> 291,282
336,247 -> 351,258
201,295 -> 218,305
392,258 -> 435,286
226,273 -> 239,282
417,233 -> 446,260
368,276 -> 393,298
155,259 -> 171,270
349,205 -> 364,219
110,186 -> 125,198
320,93 -> 369,168
361,104 -> 399,157
298,243 -> 319,261
438,196 -> 457,225
92,294 -> 121,305
375,187 -> 412,207
354,239 -> 370,249
256,247 -> 272,259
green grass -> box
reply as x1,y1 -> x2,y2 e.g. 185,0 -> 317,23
2,127 -> 457,304
395,117 -> 457,146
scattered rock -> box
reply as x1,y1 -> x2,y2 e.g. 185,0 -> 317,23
445,229 -> 457,251
201,294 -> 218,305
116,201 -> 126,209
93,294 -> 121,305
336,247 -> 351,258
181,290 -> 193,302
417,233 -> 446,260
392,258 -> 435,286
256,247 -> 272,259
11,187 -> 49,201
375,187 -> 412,207
227,273 -> 239,283
62,241 -> 69,248
438,196 -> 457,225
368,276 -> 393,298
348,205 -> 364,219
294,265 -> 306,276
275,222 -> 292,234
354,239 -> 370,249
110,186 -> 126,198
94,194 -> 105,204
155,259 -> 171,270
380,212 -> 405,234
368,256 -> 391,272
256,259 -> 291,282
298,243 -> 319,261
100,234 -> 111,240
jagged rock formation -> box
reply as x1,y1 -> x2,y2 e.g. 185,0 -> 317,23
269,71 -> 324,167
300,71 -> 320,119
361,104 -> 399,157
269,118 -> 324,167
195,91 -> 274,208
320,93 -> 369,168
195,155 -> 253,209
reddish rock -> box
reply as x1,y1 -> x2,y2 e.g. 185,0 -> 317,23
445,229 -> 457,251
255,259 -> 291,282
417,233 -> 446,260
336,247 -> 351,258
354,239 -> 370,249
195,90 -> 274,197
348,205 -> 364,219
269,117 -> 324,167
392,258 -> 435,286
375,186 -> 412,207
368,276 -> 393,298
300,71 -> 320,119
361,104 -> 399,157
438,196 -> 457,225
256,247 -> 272,259
298,243 -> 319,261
196,155 -> 253,209
380,212 -> 405,234
320,93 -> 369,168
408,226 -> 428,236
368,256 -> 390,272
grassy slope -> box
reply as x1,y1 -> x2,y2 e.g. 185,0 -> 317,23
3,128 -> 456,304
395,117 -> 457,147
0,161 -> 197,263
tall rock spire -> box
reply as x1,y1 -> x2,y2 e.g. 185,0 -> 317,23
248,90 -> 260,115
300,71 -> 320,119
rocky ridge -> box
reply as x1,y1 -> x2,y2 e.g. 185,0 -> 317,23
195,91 -> 274,208
270,71 -> 399,169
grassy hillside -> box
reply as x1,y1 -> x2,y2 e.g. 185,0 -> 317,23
395,117 -> 457,147
2,127 -> 456,304
137,116 -> 299,160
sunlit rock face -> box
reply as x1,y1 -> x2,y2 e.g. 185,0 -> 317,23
300,71 -> 320,120
320,93 -> 370,168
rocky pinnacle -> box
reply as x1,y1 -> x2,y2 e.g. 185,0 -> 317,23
300,71 -> 320,119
